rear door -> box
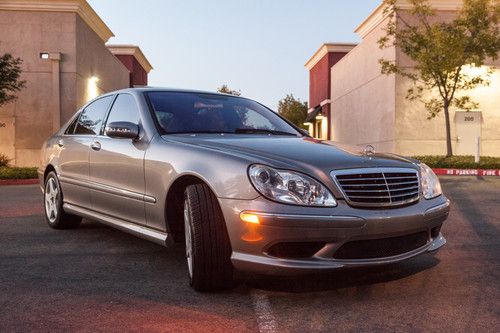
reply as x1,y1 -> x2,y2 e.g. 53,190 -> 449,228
57,96 -> 114,208
89,93 -> 147,225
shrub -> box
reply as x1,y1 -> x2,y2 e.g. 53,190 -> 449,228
0,153 -> 10,167
413,155 -> 500,169
0,167 -> 38,179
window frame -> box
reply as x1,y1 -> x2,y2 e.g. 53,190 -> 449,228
101,93 -> 141,136
63,111 -> 81,135
73,95 -> 116,136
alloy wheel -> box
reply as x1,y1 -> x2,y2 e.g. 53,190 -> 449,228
184,202 -> 193,279
45,177 -> 59,223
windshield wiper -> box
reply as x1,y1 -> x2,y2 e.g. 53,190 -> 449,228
234,128 -> 297,136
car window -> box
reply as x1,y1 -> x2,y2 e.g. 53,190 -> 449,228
235,106 -> 273,130
74,96 -> 114,135
64,114 -> 79,135
106,94 -> 140,125
146,92 -> 300,136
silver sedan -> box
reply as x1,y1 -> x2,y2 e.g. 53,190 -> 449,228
39,88 -> 449,291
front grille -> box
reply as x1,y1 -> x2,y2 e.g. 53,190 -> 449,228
332,168 -> 420,208
333,232 -> 429,259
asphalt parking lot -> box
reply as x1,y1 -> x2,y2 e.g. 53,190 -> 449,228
0,176 -> 499,332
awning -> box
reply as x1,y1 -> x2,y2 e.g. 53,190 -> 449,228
305,106 -> 322,122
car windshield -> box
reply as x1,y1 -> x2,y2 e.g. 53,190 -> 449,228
146,91 -> 301,136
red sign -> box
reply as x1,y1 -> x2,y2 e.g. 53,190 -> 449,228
432,168 -> 500,176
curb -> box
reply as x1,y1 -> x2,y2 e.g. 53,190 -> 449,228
0,179 -> 39,186
433,168 -> 500,176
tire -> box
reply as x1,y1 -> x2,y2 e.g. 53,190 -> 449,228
44,171 -> 82,229
184,183 -> 233,291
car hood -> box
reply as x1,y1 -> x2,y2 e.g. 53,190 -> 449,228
162,134 -> 418,172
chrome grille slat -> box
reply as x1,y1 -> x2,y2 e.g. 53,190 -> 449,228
345,185 -> 419,193
342,180 -> 417,187
331,168 -> 420,208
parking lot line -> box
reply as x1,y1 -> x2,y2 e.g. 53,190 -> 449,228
251,289 -> 278,333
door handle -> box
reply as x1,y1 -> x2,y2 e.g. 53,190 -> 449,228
91,141 -> 101,151
57,139 -> 64,147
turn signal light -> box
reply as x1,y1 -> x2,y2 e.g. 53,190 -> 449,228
240,212 -> 260,224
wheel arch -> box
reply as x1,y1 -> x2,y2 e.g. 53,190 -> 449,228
43,164 -> 57,181
165,173 -> 213,242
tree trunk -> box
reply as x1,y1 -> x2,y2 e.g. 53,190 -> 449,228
443,102 -> 453,157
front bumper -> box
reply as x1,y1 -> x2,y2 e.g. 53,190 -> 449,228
219,195 -> 450,275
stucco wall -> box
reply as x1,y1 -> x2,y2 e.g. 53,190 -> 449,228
75,15 -> 129,114
114,54 -> 148,87
394,10 -> 500,157
0,10 -> 131,167
395,68 -> 500,157
0,11 -> 78,166
309,52 -> 348,139
330,17 -> 396,153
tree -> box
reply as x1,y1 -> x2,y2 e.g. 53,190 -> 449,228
277,94 -> 308,129
217,84 -> 241,96
0,53 -> 26,107
378,0 -> 500,156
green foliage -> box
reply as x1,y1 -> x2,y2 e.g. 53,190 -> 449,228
217,84 -> 241,96
379,0 -> 500,156
0,53 -> 26,107
413,155 -> 500,169
277,94 -> 308,129
0,153 -> 10,167
0,167 -> 38,180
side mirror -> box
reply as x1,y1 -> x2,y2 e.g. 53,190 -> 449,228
300,129 -> 310,136
105,121 -> 139,139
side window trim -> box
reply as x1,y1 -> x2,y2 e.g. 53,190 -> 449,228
98,94 -> 118,136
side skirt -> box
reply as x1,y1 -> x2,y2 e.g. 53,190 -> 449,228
63,203 -> 173,247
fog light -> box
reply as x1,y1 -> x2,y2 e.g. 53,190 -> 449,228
240,212 -> 260,224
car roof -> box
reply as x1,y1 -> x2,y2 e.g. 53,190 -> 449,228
105,87 -> 244,98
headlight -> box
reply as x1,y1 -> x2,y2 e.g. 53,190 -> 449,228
248,164 -> 336,206
420,163 -> 442,199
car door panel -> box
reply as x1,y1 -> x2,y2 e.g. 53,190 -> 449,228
89,137 -> 147,224
89,93 -> 147,225
57,135 -> 92,208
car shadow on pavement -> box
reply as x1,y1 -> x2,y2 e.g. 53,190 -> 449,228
243,255 -> 440,293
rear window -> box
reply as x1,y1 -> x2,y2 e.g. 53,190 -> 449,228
146,92 -> 299,136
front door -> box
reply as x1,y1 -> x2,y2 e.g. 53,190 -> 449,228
89,94 -> 147,225
455,111 -> 482,155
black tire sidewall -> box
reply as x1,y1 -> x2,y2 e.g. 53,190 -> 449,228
183,183 -> 233,291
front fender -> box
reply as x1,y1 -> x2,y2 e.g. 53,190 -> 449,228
145,135 -> 258,201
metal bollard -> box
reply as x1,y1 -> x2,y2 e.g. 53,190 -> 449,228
475,137 -> 480,163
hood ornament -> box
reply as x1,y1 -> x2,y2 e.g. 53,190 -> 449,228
363,144 -> 375,156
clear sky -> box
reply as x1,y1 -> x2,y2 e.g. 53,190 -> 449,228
88,0 -> 380,109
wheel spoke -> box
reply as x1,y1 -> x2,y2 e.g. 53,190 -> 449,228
49,179 -> 55,193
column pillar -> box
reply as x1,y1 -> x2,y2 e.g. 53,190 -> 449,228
49,52 -> 61,133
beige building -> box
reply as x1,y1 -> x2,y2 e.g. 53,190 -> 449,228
305,0 -> 500,157
0,0 -> 153,166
